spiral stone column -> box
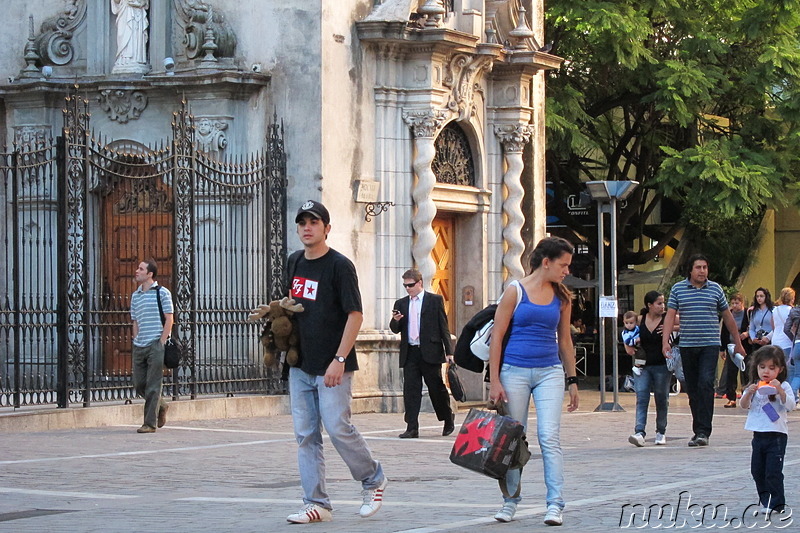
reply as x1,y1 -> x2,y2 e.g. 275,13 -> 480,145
402,109 -> 447,288
494,123 -> 533,285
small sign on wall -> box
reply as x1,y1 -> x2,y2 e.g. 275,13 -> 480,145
355,180 -> 380,203
462,286 -> 474,306
599,296 -> 618,318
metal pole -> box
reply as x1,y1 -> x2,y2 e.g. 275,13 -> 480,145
595,201 -> 606,410
609,197 -> 623,411
11,150 -> 20,409
56,136 -> 68,408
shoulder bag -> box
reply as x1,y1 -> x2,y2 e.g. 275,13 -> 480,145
155,287 -> 182,369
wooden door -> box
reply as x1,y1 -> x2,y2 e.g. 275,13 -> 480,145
101,177 -> 174,374
431,215 -> 455,333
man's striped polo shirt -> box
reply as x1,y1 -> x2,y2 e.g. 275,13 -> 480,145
130,281 -> 173,347
667,278 -> 728,348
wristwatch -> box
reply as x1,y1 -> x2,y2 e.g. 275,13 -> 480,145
565,375 -> 579,386
334,356 -> 346,364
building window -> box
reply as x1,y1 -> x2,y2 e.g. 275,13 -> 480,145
432,123 -> 475,187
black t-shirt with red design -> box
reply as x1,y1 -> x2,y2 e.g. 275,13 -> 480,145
289,248 -> 362,375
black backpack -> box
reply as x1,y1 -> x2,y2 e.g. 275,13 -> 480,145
453,304 -> 498,373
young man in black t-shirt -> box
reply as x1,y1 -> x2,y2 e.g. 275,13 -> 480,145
285,200 -> 387,525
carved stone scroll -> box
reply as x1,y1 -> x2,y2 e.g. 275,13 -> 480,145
97,89 -> 148,123
33,0 -> 87,66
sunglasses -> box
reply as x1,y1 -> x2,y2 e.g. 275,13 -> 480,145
403,282 -> 417,288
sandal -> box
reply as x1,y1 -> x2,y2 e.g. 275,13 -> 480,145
723,400 -> 737,408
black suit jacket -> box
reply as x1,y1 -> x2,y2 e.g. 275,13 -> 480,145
389,291 -> 452,367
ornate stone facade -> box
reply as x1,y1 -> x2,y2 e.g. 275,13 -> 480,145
0,0 -> 559,407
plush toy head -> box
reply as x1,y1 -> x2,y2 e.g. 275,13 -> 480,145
248,298 -> 304,367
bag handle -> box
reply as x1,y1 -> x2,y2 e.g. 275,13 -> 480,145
154,286 -> 172,340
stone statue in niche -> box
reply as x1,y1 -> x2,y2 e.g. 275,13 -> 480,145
111,0 -> 150,74
196,117 -> 229,157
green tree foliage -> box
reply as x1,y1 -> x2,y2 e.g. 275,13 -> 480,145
545,0 -> 800,274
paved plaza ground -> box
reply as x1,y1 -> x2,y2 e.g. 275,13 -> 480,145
0,388 -> 797,532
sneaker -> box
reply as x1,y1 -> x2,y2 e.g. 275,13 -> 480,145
632,366 -> 642,376
287,503 -> 332,524
688,435 -> 709,447
136,425 -> 155,433
157,403 -> 169,428
494,502 -> 517,522
654,433 -> 666,445
359,477 -> 388,518
544,505 -> 563,526
628,433 -> 645,447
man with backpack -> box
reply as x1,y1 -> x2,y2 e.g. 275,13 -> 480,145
130,258 -> 171,433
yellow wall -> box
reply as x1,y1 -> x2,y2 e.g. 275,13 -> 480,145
738,210 -> 776,304
775,206 -> 800,291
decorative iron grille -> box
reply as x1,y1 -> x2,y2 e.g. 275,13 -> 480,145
0,94 -> 288,409
432,122 -> 475,187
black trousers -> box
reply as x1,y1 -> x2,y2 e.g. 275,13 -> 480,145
403,345 -> 452,431
751,431 -> 787,510
722,353 -> 747,402
680,345 -> 718,438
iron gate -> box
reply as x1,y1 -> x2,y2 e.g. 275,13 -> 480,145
1,94 -> 288,408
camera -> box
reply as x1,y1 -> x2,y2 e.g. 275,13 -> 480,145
163,57 -> 175,75
755,329 -> 768,340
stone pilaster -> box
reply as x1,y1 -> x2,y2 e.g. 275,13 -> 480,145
402,108 -> 447,289
495,123 -> 533,284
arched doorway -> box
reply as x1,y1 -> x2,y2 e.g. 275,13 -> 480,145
97,140 -> 174,374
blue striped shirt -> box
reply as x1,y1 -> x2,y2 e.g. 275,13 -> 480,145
667,278 -> 728,347
130,282 -> 173,347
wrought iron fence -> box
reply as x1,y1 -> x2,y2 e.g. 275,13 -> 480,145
1,94 -> 288,408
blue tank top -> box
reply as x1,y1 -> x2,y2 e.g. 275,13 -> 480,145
503,284 -> 562,368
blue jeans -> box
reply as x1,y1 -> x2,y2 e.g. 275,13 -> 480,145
788,343 -> 800,397
679,345 -> 718,438
289,367 -> 385,509
633,364 -> 670,436
751,432 -> 787,510
500,363 -> 565,509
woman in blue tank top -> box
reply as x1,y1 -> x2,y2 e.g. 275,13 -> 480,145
488,237 -> 580,527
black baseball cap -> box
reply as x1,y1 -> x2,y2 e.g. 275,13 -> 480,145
295,200 -> 330,225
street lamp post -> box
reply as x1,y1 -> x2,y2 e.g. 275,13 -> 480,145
586,180 -> 639,412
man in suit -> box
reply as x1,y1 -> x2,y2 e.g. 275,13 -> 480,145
389,269 -> 455,438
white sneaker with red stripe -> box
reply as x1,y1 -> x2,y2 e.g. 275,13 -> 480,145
359,477 -> 388,518
286,503 -> 332,524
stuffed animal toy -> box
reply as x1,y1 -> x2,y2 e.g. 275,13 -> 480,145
248,297 -> 304,367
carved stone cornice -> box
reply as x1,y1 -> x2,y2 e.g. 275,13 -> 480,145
402,109 -> 448,138
494,123 -> 533,152
32,0 -> 87,67
97,89 -> 148,124
376,43 -> 404,61
444,53 -> 493,122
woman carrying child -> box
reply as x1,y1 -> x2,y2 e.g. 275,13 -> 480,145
627,291 -> 672,447
739,345 -> 795,515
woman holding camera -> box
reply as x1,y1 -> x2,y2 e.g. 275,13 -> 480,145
749,287 -> 775,348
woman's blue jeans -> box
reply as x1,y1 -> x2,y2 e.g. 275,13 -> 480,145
788,343 -> 800,398
633,364 -> 671,436
499,363 -> 565,509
